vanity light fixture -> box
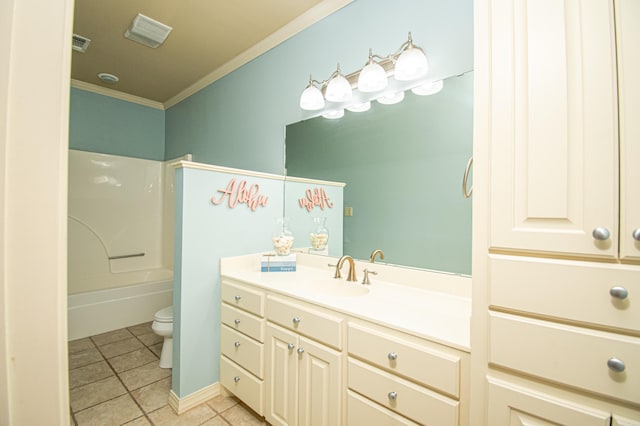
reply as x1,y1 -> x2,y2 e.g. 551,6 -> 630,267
299,32 -> 429,111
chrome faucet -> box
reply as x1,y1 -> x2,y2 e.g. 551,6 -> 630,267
369,249 -> 385,263
335,255 -> 357,282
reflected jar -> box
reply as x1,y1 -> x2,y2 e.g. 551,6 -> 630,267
272,217 -> 294,256
309,217 -> 329,251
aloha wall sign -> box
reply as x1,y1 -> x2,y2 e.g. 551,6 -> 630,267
211,178 -> 268,211
299,188 -> 333,212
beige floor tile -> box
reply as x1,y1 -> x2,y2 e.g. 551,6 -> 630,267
201,415 -> 231,426
119,361 -> 172,391
109,347 -> 158,373
99,337 -> 144,359
69,360 -> 114,389
130,376 -> 171,413
91,328 -> 134,346
69,348 -> 104,370
127,322 -> 153,336
137,332 -> 163,347
122,416 -> 152,425
149,342 -> 163,358
206,394 -> 239,414
69,376 -> 126,412
69,338 -> 96,354
147,404 -> 217,426
75,394 -> 143,426
221,404 -> 266,426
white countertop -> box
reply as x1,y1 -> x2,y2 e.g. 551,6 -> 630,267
221,253 -> 471,352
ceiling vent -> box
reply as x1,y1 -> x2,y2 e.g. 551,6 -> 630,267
124,13 -> 172,48
72,34 -> 91,53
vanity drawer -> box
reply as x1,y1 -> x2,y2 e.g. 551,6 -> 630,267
348,322 -> 461,398
489,255 -> 640,332
489,312 -> 640,404
221,279 -> 265,317
220,325 -> 264,379
266,295 -> 343,350
348,390 -> 420,426
221,303 -> 264,342
348,358 -> 459,426
220,356 -> 263,416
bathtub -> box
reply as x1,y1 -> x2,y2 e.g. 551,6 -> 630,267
68,268 -> 173,341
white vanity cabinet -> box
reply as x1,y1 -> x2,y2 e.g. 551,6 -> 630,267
473,0 -> 640,424
219,279 -> 266,415
265,295 -> 343,426
347,321 -> 468,426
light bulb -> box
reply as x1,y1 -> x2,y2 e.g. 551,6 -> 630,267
325,64 -> 352,103
299,83 -> 325,110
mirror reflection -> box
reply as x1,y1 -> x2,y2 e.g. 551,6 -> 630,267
285,72 -> 473,275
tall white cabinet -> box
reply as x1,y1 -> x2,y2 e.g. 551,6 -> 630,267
472,0 -> 640,424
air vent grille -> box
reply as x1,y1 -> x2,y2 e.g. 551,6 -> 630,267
72,34 -> 91,53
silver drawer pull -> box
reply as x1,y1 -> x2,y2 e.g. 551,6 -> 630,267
388,391 -> 397,401
234,319 -> 241,325
234,341 -> 241,348
633,228 -> 640,241
297,347 -> 305,354
234,295 -> 242,301
387,352 -> 398,361
287,343 -> 295,350
292,317 -> 301,324
233,376 -> 240,383
592,227 -> 610,241
609,286 -> 629,300
607,358 -> 626,373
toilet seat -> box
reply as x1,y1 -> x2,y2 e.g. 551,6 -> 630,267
154,306 -> 173,323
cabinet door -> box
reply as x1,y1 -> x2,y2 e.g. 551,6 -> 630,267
489,0 -> 619,258
617,0 -> 640,262
265,323 -> 298,426
298,336 -> 342,426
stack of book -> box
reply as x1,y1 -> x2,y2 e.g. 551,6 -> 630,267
261,253 -> 296,272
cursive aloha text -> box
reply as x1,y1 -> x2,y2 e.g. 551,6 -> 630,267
211,178 -> 268,211
299,188 -> 334,212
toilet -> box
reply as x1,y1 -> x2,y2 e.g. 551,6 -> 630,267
151,305 -> 173,369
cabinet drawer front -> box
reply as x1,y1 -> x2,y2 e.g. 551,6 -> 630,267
490,312 -> 640,404
348,322 -> 461,398
221,303 -> 264,342
348,358 -> 459,426
221,280 -> 265,317
348,390 -> 420,426
490,255 -> 640,332
487,376 -> 611,426
220,356 -> 263,416
221,325 -> 264,379
266,296 -> 343,350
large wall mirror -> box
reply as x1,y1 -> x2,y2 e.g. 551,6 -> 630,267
284,72 -> 473,275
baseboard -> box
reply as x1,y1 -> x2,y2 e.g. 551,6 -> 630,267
168,382 -> 221,414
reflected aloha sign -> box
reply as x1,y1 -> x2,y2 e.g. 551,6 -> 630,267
299,188 -> 333,212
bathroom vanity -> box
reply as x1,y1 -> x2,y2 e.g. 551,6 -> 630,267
219,253 -> 471,425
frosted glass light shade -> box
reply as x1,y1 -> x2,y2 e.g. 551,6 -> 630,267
395,47 -> 429,81
411,80 -> 444,96
357,62 -> 388,92
299,85 -> 325,110
377,91 -> 405,105
325,74 -> 352,102
346,102 -> 371,112
322,109 -> 344,119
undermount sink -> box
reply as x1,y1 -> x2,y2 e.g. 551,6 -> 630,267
297,280 -> 370,297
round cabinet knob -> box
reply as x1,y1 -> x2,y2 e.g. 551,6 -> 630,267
387,352 -> 398,361
607,357 -> 626,373
592,227 -> 610,241
633,228 -> 640,241
234,341 -> 241,348
234,319 -> 241,325
234,295 -> 242,301
297,348 -> 305,354
388,391 -> 398,401
233,376 -> 241,383
287,343 -> 295,350
292,317 -> 301,324
609,286 -> 629,300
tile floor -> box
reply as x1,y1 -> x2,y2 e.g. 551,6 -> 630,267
68,322 -> 267,425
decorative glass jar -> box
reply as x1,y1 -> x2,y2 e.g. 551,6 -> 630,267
309,217 -> 329,251
272,217 -> 294,256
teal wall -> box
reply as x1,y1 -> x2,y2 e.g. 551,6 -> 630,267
69,88 -> 165,161
165,0 -> 473,174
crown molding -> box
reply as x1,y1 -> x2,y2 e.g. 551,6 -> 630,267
70,79 -> 165,110
164,0 -> 354,109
